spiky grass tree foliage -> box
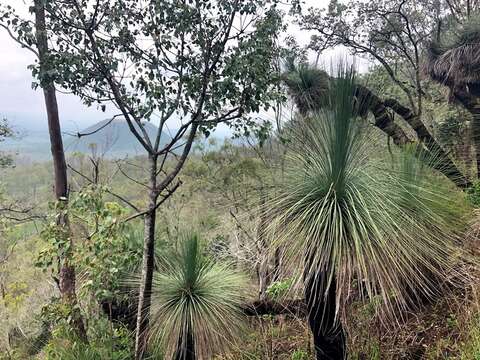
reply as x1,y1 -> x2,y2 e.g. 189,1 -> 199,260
283,63 -> 330,115
269,69 -> 470,359
426,16 -> 480,179
147,234 -> 247,360
426,16 -> 480,91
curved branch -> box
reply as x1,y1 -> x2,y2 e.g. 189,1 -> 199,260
384,98 -> 471,188
0,23 -> 39,57
63,114 -> 122,138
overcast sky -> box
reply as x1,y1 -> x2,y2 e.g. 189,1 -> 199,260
0,0 -> 332,133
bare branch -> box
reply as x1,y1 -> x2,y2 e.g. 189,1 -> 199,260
63,114 -> 123,138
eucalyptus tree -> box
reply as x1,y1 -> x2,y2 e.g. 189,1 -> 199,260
269,69 -> 470,359
0,2 -> 88,340
298,0 -> 472,188
34,1 -> 284,357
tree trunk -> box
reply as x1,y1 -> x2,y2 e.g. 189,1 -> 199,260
257,189 -> 270,301
304,274 -> 346,360
472,113 -> 480,179
33,0 -> 86,342
242,299 -> 306,317
355,85 -> 471,188
355,85 -> 411,146
454,90 -> 480,179
174,329 -> 195,360
303,248 -> 345,359
134,155 -> 158,360
383,98 -> 471,188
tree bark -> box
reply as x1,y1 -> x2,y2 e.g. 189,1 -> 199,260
355,85 -> 411,146
174,329 -> 195,360
242,299 -> 306,317
33,0 -> 87,342
304,275 -> 346,360
354,85 -> 471,188
454,90 -> 480,179
103,298 -> 307,324
134,154 -> 158,360
383,98 -> 471,188
472,114 -> 480,180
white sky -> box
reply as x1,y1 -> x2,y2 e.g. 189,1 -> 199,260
0,0 -> 335,133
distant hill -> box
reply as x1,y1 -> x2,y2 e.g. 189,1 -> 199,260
3,117 -> 233,163
65,119 -> 172,158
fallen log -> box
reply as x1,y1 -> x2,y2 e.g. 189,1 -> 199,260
102,298 -> 307,329
241,299 -> 306,317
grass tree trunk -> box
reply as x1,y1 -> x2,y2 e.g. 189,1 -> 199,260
135,154 -> 158,359
472,113 -> 480,180
174,329 -> 195,360
462,97 -> 480,179
356,85 -> 470,188
355,85 -> 411,146
33,0 -> 87,342
304,250 -> 345,359
454,91 -> 480,180
305,274 -> 345,360
383,98 -> 471,188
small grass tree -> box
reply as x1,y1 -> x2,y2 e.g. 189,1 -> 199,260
269,68 -> 471,359
146,233 -> 247,360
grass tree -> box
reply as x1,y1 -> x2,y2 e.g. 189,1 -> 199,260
146,233 -> 247,360
299,0 -> 472,188
282,63 -> 330,116
269,68 -> 470,359
281,59 -> 473,187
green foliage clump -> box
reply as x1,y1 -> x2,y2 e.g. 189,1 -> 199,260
36,186 -> 142,303
1,281 -> 30,312
467,181 -> 480,207
291,349 -> 309,360
0,118 -> 13,168
266,278 -> 293,300
457,314 -> 480,360
44,316 -> 132,360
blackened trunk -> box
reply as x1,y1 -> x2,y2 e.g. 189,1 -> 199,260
357,85 -> 470,188
454,90 -> 480,180
355,85 -> 411,146
33,0 -> 86,342
134,155 -> 158,360
460,95 -> 480,179
174,330 -> 195,360
472,114 -> 480,179
304,274 -> 345,360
